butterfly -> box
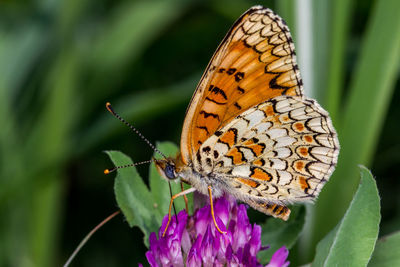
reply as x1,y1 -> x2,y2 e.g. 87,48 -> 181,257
151,5 -> 339,234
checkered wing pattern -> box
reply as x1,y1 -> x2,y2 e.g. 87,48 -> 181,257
196,96 -> 339,220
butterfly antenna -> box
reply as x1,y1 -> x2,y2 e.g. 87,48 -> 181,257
104,159 -> 153,174
106,102 -> 167,159
168,181 -> 178,220
63,210 -> 121,267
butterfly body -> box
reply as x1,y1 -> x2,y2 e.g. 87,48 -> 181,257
155,6 -> 339,221
155,157 -> 226,198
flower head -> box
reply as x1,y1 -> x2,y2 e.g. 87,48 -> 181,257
145,195 -> 289,266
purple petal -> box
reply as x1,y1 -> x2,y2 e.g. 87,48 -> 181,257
249,224 -> 262,257
144,195 -> 272,267
158,213 -> 170,238
266,246 -> 290,267
216,228 -> 231,257
241,243 -> 262,267
213,259 -> 224,267
212,215 -> 227,236
158,242 -> 171,266
232,205 -> 251,251
194,205 -> 211,236
201,226 -> 216,265
226,244 -> 233,262
172,211 -> 188,243
147,233 -> 160,266
230,200 -> 238,220
226,244 -> 240,267
181,228 -> 192,254
242,243 -> 252,265
176,210 -> 188,236
145,251 -> 158,267
236,247 -> 244,263
214,197 -> 230,225
186,234 -> 203,267
148,232 -> 158,251
169,239 -> 184,267
228,219 -> 236,236
227,255 -> 240,267
166,216 -> 177,237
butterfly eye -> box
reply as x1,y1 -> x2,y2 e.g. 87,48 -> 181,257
164,164 -> 177,180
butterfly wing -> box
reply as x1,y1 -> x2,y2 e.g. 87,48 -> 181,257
197,95 -> 339,219
180,6 -> 304,164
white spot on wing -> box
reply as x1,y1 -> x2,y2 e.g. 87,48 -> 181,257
274,97 -> 292,113
274,147 -> 291,158
213,142 -> 229,157
307,118 -> 325,133
308,162 -> 330,179
232,165 -> 251,177
269,158 -> 286,170
240,147 -> 255,161
254,122 -> 273,133
277,170 -> 292,185
266,128 -> 287,139
244,109 -> 265,127
275,136 -> 296,147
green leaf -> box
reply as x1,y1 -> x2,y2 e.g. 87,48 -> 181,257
369,231 -> 400,267
107,150 -> 160,246
26,49 -> 81,267
313,0 -> 400,247
258,205 -> 306,264
149,141 -> 191,215
276,0 -> 296,32
312,166 -> 380,267
324,0 -> 355,119
108,142 -> 193,247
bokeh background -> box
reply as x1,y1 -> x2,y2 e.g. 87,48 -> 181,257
1,0 -> 399,266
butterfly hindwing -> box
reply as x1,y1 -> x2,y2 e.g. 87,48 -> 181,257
196,95 -> 339,212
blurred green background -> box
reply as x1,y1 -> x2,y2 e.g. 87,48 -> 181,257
0,0 -> 399,266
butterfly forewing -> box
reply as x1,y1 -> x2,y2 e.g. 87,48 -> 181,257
181,6 -> 304,164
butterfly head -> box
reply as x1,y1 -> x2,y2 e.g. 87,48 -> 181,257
155,158 -> 178,180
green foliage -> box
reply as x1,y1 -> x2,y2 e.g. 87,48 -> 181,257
0,0 -> 193,265
313,0 -> 400,248
0,0 -> 399,266
369,231 -> 400,267
109,150 -> 160,246
107,142 -> 186,247
312,166 -> 380,266
258,206 -> 306,264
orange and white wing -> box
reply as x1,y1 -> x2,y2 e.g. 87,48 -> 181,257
180,6 -> 304,164
198,95 -> 339,219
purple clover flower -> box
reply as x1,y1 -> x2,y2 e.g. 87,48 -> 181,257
145,195 -> 290,267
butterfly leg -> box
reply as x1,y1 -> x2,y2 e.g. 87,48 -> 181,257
162,187 -> 196,237
207,186 -> 227,235
181,181 -> 189,213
